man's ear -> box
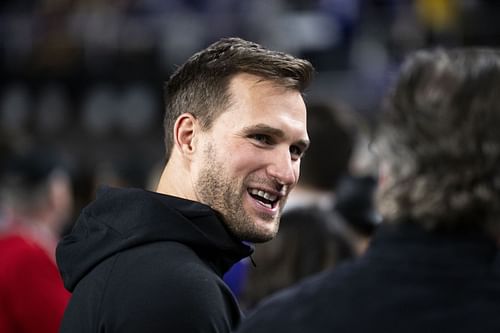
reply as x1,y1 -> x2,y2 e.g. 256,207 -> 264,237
173,113 -> 199,158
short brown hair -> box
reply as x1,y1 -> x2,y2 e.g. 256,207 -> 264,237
163,37 -> 314,160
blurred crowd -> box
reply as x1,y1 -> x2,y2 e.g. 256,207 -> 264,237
2,1 -> 500,204
3,0 -> 500,209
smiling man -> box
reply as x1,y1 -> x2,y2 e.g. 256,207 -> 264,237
160,73 -> 310,243
56,38 -> 313,333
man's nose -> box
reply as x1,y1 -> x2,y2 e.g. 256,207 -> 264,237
267,148 -> 297,187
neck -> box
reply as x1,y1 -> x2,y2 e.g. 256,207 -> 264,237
156,158 -> 197,202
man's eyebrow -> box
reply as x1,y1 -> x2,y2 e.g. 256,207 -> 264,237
243,124 -> 310,150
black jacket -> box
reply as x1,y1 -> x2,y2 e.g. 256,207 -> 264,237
237,222 -> 500,333
57,187 -> 252,333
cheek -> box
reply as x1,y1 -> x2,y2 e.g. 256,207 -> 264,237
229,148 -> 262,175
221,141 -> 260,171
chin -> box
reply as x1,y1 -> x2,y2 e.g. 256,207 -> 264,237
244,224 -> 279,243
250,233 -> 276,244
224,210 -> 280,243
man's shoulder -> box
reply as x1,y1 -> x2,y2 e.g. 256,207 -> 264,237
0,234 -> 51,268
111,240 -> 217,282
64,239 -> 238,333
91,240 -> 237,329
107,242 -> 228,303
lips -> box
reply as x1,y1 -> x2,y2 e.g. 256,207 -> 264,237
248,188 -> 280,209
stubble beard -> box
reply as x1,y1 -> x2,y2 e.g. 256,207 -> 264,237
195,144 -> 282,243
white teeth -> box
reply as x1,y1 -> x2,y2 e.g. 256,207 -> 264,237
250,189 -> 278,202
264,192 -> 277,201
261,202 -> 272,209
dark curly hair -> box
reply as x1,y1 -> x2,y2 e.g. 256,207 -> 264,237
163,37 -> 314,160
375,48 -> 500,234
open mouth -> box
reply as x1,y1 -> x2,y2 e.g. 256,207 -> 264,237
248,188 -> 279,209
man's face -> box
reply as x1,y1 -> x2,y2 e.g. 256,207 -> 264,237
191,73 -> 309,243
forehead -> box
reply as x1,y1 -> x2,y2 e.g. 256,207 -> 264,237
214,73 -> 308,137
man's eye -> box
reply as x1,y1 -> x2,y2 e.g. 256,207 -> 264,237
290,146 -> 304,159
250,134 -> 272,145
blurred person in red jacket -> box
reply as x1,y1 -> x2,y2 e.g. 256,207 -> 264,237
0,147 -> 72,333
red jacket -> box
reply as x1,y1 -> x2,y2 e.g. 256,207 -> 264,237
0,229 -> 70,333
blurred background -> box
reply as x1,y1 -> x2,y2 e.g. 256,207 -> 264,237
1,0 -> 500,227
